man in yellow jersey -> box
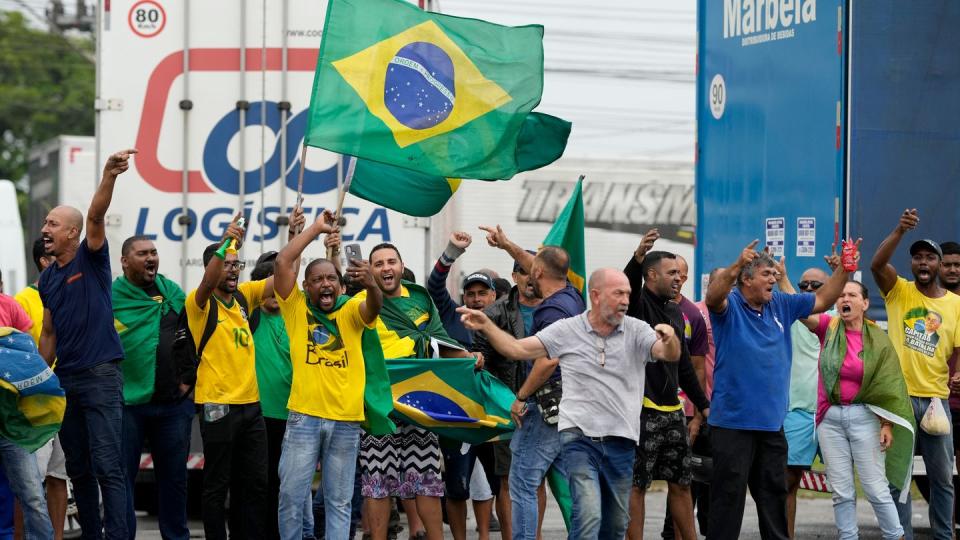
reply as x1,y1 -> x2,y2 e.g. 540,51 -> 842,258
185,213 -> 275,540
871,209 -> 960,540
14,238 -> 67,540
272,210 -> 380,540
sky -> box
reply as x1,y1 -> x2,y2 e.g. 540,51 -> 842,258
440,0 -> 697,161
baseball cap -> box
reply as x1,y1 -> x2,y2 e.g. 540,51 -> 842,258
909,239 -> 942,259
255,251 -> 279,266
462,272 -> 495,291
513,250 -> 537,273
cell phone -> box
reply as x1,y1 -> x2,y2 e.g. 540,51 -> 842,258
344,243 -> 362,263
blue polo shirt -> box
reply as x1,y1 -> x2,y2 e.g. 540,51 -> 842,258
39,239 -> 124,375
530,285 -> 586,383
708,288 -> 814,431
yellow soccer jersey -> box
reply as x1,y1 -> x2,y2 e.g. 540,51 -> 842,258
278,289 -> 373,420
14,285 -> 43,346
186,280 -> 266,405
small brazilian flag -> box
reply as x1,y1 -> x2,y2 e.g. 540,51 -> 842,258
387,357 -> 516,444
0,328 -> 65,451
543,177 -> 587,301
306,0 -> 570,180
349,158 -> 465,217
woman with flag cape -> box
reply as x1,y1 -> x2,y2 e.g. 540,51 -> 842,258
799,279 -> 914,540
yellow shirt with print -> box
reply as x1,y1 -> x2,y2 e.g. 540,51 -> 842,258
277,289 -> 373,421
353,286 -> 430,360
186,280 -> 265,405
882,277 -> 960,398
14,286 -> 44,346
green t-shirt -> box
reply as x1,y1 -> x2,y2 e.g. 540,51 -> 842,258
253,310 -> 293,420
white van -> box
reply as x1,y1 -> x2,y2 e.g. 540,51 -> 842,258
0,179 -> 27,294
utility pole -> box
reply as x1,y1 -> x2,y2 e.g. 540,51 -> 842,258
45,0 -> 94,33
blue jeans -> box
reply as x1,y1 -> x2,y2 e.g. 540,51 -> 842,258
559,429 -> 634,540
508,404 -> 567,540
817,405 -> 903,540
0,437 -> 53,539
278,412 -> 361,540
121,398 -> 194,540
57,360 -> 127,540
891,397 -> 954,540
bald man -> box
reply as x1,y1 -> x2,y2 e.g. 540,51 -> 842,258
38,149 -> 137,540
459,268 -> 682,539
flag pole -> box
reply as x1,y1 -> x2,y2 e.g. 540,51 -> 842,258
327,157 -> 357,260
294,144 -> 308,234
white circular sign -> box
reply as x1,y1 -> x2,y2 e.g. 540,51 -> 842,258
709,74 -> 726,120
128,0 -> 166,38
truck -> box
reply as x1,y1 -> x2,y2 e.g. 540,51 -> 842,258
696,0 -> 960,496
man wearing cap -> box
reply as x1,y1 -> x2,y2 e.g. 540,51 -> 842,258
871,209 -> 960,540
425,231 -> 500,540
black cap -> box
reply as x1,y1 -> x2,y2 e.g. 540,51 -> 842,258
255,251 -> 279,266
909,239 -> 942,259
462,272 -> 495,291
513,250 -> 537,273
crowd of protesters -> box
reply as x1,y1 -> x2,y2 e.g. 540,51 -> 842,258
1,151 -> 960,540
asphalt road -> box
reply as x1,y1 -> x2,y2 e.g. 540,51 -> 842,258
133,489 -> 938,539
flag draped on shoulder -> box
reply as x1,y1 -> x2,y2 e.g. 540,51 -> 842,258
306,0 -> 570,180
818,316 -> 916,497
308,296 -> 396,436
0,328 -> 65,451
387,357 -> 515,444
543,177 -> 586,300
112,274 -> 185,405
377,281 -> 460,357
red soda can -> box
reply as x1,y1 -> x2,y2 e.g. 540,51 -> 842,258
841,240 -> 858,272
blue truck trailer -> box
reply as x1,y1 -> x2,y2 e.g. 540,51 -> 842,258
695,0 -> 960,320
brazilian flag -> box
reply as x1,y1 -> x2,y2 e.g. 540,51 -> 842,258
306,0 -> 571,180
0,328 -> 65,451
387,357 -> 515,444
543,177 -> 587,300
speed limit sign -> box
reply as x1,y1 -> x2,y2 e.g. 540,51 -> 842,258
709,74 -> 726,120
128,0 -> 166,38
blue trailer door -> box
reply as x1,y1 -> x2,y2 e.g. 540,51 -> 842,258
847,0 -> 960,321
696,0 -> 846,298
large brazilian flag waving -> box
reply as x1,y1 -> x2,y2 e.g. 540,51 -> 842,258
306,0 -> 570,180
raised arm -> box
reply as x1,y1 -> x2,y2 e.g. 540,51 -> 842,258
38,308 -> 56,366
275,209 -> 336,300
812,239 -> 859,314
87,149 -> 137,251
457,306 -> 547,360
351,259 -> 383,325
427,231 -> 472,317
706,240 -> 759,313
194,213 -> 244,309
479,224 -> 534,274
871,209 -> 918,295
651,323 -> 681,362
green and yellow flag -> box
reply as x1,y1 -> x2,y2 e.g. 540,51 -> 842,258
543,177 -> 587,300
387,357 -> 516,444
0,328 -> 65,451
350,159 -> 464,217
306,0 -> 570,179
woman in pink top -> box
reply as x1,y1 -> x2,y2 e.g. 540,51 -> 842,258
799,280 -> 914,540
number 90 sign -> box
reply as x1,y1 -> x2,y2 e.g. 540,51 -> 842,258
129,0 -> 166,38
709,74 -> 726,120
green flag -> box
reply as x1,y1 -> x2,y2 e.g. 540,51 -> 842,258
0,329 -> 65,451
112,274 -> 185,405
305,0 -> 570,180
543,177 -> 586,300
386,357 -> 516,444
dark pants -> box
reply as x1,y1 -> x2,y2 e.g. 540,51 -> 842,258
264,417 -> 287,540
58,360 -> 129,540
707,427 -> 788,540
441,442 -> 501,501
122,398 -> 194,540
199,402 -> 268,540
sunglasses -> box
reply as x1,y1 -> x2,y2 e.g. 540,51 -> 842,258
797,280 -> 823,291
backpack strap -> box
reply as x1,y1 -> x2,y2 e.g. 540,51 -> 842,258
197,297 -> 219,360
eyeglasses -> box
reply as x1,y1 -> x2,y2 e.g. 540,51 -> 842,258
595,335 -> 606,368
224,261 -> 246,271
797,280 -> 823,291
